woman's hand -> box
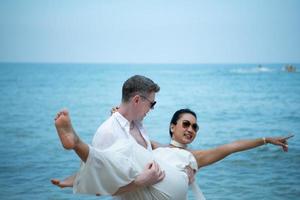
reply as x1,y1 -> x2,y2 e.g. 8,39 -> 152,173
110,106 -> 119,115
266,134 -> 294,152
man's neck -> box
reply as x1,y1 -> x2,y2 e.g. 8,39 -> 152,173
117,104 -> 134,122
118,104 -> 148,149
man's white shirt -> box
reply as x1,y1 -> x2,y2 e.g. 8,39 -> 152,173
92,112 -> 152,152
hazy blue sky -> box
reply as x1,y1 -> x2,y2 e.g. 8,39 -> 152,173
0,0 -> 299,63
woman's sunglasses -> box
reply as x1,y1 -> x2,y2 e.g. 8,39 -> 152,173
181,120 -> 199,132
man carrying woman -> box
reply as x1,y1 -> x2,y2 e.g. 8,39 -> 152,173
52,75 -> 292,199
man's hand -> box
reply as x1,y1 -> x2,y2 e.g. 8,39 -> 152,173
134,161 -> 165,187
184,166 -> 196,185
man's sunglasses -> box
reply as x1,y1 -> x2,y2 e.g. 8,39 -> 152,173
140,95 -> 156,109
181,120 -> 199,132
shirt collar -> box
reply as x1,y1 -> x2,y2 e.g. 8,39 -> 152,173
113,112 -> 131,132
113,112 -> 152,150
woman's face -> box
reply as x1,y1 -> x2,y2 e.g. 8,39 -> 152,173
171,113 -> 199,145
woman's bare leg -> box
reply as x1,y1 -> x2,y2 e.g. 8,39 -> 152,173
54,109 -> 89,162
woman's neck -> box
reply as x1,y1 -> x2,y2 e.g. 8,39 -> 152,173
170,139 -> 187,149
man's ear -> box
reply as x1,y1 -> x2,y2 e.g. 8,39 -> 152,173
132,95 -> 140,104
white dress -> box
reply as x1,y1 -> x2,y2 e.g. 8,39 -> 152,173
73,137 -> 202,200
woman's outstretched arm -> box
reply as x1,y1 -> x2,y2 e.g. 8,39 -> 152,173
191,135 -> 292,168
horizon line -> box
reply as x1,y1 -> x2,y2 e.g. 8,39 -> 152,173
0,61 -> 299,65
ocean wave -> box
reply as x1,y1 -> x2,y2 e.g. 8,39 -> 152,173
230,66 -> 273,74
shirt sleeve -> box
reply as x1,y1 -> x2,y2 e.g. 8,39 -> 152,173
73,142 -> 139,195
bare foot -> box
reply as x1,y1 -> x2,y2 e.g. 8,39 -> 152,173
51,179 -> 73,188
51,174 -> 75,188
55,110 -> 79,149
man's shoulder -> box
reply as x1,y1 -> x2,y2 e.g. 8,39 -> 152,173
95,114 -> 117,134
91,114 -> 125,148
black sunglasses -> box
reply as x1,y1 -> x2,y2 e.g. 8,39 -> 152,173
140,95 -> 156,109
181,120 -> 199,132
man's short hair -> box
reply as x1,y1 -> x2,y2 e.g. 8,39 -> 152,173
122,75 -> 160,102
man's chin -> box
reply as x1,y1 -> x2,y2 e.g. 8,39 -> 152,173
134,116 -> 143,122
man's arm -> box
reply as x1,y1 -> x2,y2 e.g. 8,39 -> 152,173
114,161 -> 165,195
51,161 -> 165,196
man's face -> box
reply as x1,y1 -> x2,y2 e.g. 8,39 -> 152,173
136,92 -> 156,121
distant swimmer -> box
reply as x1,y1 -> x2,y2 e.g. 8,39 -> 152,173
284,64 -> 297,72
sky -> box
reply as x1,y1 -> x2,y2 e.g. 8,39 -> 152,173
0,0 -> 299,64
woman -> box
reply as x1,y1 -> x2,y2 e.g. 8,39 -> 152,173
53,109 -> 292,200
158,108 -> 293,199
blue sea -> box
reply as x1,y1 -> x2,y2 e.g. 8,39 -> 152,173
0,63 -> 299,200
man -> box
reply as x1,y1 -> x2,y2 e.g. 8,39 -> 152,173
52,75 -> 168,198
